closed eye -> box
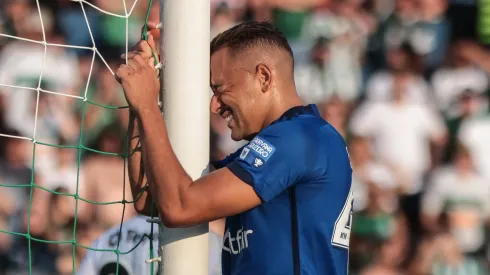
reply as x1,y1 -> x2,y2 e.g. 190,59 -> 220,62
211,84 -> 222,95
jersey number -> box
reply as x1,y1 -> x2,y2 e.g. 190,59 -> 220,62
331,190 -> 354,249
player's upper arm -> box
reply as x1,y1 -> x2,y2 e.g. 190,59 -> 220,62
163,127 -> 310,227
226,129 -> 310,202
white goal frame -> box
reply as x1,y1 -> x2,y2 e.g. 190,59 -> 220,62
157,0 -> 211,274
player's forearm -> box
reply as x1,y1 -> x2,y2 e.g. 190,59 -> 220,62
127,113 -> 154,215
137,105 -> 194,226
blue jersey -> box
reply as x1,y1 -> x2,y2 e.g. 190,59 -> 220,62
212,105 -> 353,275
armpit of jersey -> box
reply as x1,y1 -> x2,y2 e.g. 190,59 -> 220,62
227,127 -> 311,202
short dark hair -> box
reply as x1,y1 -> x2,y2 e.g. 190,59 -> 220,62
210,21 -> 294,61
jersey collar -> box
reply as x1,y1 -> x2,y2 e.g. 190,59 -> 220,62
270,104 -> 320,125
242,104 -> 320,141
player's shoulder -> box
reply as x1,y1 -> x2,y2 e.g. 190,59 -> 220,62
253,105 -> 348,160
261,104 -> 328,138
270,106 -> 344,144
269,105 -> 347,152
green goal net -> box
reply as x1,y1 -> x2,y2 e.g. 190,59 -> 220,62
0,0 -> 158,274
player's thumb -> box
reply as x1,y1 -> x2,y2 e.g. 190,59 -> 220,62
148,35 -> 158,55
147,35 -> 160,66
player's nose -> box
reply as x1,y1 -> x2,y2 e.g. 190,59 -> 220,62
210,94 -> 222,114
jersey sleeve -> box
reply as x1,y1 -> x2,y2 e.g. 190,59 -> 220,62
226,125 -> 310,202
210,144 -> 247,169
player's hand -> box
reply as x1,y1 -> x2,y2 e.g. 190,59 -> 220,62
116,36 -> 160,115
146,21 -> 161,41
122,34 -> 160,68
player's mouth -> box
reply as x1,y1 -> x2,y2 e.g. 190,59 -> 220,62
221,106 -> 234,128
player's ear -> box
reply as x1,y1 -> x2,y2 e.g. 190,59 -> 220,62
255,63 -> 271,93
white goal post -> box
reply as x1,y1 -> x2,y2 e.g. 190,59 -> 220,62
158,0 -> 211,274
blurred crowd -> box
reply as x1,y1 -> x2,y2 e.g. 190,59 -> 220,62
1,0 -> 490,274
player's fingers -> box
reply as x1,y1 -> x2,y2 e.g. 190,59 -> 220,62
123,56 -> 159,75
136,40 -> 153,56
122,51 -> 146,61
147,21 -> 162,31
131,54 -> 147,68
116,64 -> 131,76
127,57 -> 143,71
146,35 -> 160,67
127,40 -> 152,58
115,64 -> 132,82
129,51 -> 149,65
147,35 -> 159,61
147,56 -> 155,69
132,51 -> 158,71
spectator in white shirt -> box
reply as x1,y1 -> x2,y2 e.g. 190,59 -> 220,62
350,73 -> 447,196
301,0 -> 376,102
457,104 -> 490,182
295,37 -> 337,104
366,43 -> 432,104
350,72 -> 447,260
348,135 -> 398,213
441,89 -> 487,164
422,146 -> 490,255
431,42 -> 489,116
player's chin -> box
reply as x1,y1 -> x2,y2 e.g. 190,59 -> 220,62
230,128 -> 244,141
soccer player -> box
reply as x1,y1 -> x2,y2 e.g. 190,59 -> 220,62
77,215 -> 223,275
117,21 -> 353,274
77,215 -> 159,275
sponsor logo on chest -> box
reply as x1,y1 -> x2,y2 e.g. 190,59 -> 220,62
223,227 -> 254,255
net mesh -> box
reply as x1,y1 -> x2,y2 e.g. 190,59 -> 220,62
0,0 -> 157,274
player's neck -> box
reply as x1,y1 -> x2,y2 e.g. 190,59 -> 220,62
262,93 -> 304,128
